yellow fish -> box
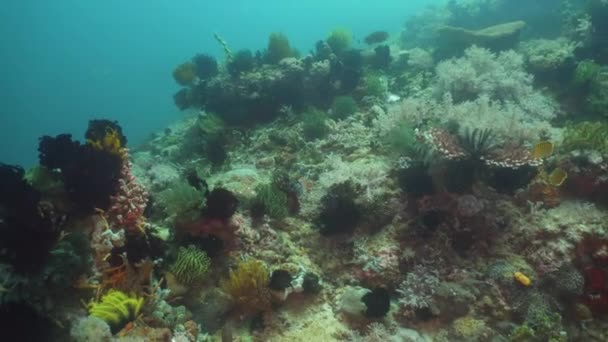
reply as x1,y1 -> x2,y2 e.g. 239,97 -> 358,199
547,168 -> 568,187
514,271 -> 532,287
532,141 -> 553,159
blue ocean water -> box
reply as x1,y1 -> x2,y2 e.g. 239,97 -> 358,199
0,0 -> 433,167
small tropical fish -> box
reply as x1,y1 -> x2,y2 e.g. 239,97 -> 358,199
364,31 -> 389,45
547,168 -> 568,187
514,271 -> 532,287
532,141 -> 553,159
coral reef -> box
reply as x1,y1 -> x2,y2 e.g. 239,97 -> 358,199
7,3 -> 608,341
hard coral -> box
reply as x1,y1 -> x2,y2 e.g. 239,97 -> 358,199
220,259 -> 271,316
107,155 -> 148,233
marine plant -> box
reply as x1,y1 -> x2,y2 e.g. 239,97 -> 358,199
301,108 -> 330,140
220,259 -> 271,316
192,53 -> 218,80
172,61 -> 198,86
168,245 -> 211,285
88,290 -> 144,331
227,49 -> 255,77
250,183 -> 289,219
316,181 -> 362,235
326,28 -> 352,54
386,123 -> 418,156
157,181 -> 205,223
562,121 -> 608,154
330,95 -> 358,120
573,60 -> 601,86
265,32 -> 294,64
363,72 -> 387,99
197,112 -> 225,141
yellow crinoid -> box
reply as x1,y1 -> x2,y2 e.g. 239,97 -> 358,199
88,289 -> 144,329
220,259 -> 271,316
87,128 -> 126,158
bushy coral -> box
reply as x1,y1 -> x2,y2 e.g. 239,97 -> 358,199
316,181 -> 362,235
434,46 -> 536,105
88,290 -> 144,331
169,245 -> 211,286
227,49 -> 255,77
220,259 -> 271,316
192,53 -> 218,80
520,38 -> 576,71
331,95 -> 358,120
38,126 -> 125,214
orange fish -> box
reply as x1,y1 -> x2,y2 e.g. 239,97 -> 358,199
547,168 -> 568,187
532,141 -> 553,159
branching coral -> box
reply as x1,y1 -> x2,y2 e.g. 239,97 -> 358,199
220,259 -> 271,316
396,265 -> 440,310
88,290 -> 144,331
168,245 -> 211,286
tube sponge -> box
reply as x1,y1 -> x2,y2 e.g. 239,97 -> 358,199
169,245 -> 211,285
88,290 -> 144,330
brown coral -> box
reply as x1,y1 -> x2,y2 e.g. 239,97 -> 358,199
173,62 -> 197,86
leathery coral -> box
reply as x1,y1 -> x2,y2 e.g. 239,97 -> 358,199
107,152 -> 149,233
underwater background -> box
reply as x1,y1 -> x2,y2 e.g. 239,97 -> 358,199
0,0 -> 430,167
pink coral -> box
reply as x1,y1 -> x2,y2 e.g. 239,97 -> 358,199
107,154 -> 149,233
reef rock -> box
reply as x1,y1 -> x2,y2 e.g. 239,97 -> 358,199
437,21 -> 526,57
